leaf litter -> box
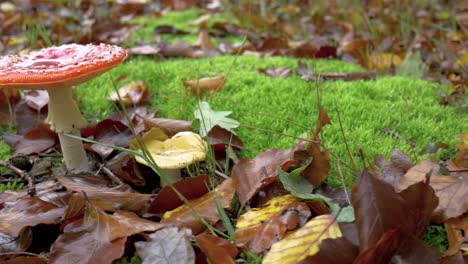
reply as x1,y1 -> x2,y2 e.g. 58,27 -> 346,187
0,1 -> 467,263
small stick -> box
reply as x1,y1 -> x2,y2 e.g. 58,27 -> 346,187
95,161 -> 124,186
0,160 -> 36,196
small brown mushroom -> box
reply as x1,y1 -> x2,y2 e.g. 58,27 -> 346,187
0,43 -> 127,172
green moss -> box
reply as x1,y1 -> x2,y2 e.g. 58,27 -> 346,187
424,224 -> 448,252
75,55 -> 465,185
0,180 -> 24,193
128,8 -> 241,46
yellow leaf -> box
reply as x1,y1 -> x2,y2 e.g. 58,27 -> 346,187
262,214 -> 342,264
371,52 -> 403,71
236,195 -> 300,229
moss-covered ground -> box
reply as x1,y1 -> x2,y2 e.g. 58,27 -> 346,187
2,55 -> 464,184
0,8 -> 464,254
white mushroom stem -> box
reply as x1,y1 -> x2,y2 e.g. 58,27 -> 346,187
160,169 -> 182,187
47,86 -> 89,172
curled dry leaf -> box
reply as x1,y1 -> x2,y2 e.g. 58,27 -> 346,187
194,26 -> 215,49
262,214 -> 342,264
108,80 -> 149,106
162,178 -> 237,234
232,147 -> 297,205
135,227 -> 194,264
396,159 -> 468,222
183,76 -> 226,96
49,194 -> 163,264
0,197 -> 65,237
195,233 -> 238,264
208,125 -> 244,152
56,175 -> 154,212
303,108 -> 331,186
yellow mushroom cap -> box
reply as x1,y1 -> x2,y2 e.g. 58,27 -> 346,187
131,129 -> 207,169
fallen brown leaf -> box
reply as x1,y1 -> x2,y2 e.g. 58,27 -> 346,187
162,178 -> 237,234
57,175 -> 154,212
0,197 -> 65,237
232,148 -> 297,204
196,233 -> 238,264
49,194 -> 162,264
396,159 -> 468,222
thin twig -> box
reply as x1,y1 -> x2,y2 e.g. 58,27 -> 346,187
95,161 -> 124,186
0,160 -> 36,196
336,159 -> 352,205
214,170 -> 229,179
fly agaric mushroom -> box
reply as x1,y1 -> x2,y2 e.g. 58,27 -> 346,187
130,129 -> 207,186
0,43 -> 127,172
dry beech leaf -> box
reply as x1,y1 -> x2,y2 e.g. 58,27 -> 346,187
351,168 -> 438,260
195,233 -> 238,264
194,26 -> 215,49
396,159 -> 468,222
13,101 -> 48,135
257,66 -> 292,78
89,119 -> 134,159
135,227 -> 195,264
303,237 -> 358,264
49,195 -> 163,264
3,123 -> 57,155
0,197 -> 65,237
262,214 -> 342,264
56,175 -> 154,212
444,215 -> 468,255
162,178 -> 237,234
235,195 -> 311,252
183,76 -> 226,96
148,174 -> 211,214
24,90 -> 49,111
232,148 -> 297,205
108,80 -> 149,106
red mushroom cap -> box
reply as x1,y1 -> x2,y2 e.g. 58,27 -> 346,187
0,43 -> 127,89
